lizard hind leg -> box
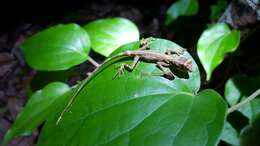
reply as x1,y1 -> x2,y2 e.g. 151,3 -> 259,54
113,56 -> 140,79
156,62 -> 175,80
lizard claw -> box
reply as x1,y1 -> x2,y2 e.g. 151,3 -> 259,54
113,64 -> 126,79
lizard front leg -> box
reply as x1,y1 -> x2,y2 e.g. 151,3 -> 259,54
139,37 -> 154,50
166,48 -> 185,56
113,56 -> 140,79
156,62 -> 175,80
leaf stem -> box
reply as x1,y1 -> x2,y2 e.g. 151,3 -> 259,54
88,56 -> 100,67
227,88 -> 260,114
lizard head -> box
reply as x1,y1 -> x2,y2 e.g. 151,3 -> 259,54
170,57 -> 192,73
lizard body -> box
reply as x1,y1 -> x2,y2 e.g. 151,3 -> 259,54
123,50 -> 192,72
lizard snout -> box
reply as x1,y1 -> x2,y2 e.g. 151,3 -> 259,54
184,59 -> 192,72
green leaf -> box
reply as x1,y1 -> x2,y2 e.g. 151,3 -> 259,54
240,114 -> 260,146
83,17 -> 139,57
224,76 -> 242,106
22,23 -> 91,71
197,23 -> 240,80
166,0 -> 199,25
220,122 -> 239,146
36,39 -> 226,146
224,75 -> 260,121
2,82 -> 72,146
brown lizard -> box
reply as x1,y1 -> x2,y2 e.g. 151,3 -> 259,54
114,38 -> 192,79
114,49 -> 192,79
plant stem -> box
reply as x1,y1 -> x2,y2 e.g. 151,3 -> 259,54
88,56 -> 100,67
227,88 -> 260,114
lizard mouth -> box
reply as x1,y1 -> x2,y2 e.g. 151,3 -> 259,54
184,59 -> 192,72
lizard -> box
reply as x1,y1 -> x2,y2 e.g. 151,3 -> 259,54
56,38 -> 192,124
114,49 -> 192,79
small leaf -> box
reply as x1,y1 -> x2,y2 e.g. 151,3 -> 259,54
83,17 -> 139,57
2,82 -> 72,146
22,23 -> 91,71
220,122 -> 239,146
240,114 -> 260,146
166,0 -> 199,25
224,76 -> 242,106
197,23 -> 240,80
224,75 -> 260,121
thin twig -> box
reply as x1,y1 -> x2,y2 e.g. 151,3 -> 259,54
88,56 -> 100,67
227,88 -> 260,114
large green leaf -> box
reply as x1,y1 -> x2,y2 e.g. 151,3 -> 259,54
22,23 -> 91,71
36,39 -> 226,146
2,82 -> 72,146
220,122 -> 239,146
166,0 -> 199,25
197,23 -> 240,80
224,75 -> 260,121
83,17 -> 139,57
